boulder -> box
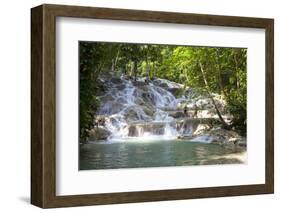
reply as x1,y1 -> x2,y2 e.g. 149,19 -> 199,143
116,84 -> 126,90
99,94 -> 115,103
132,81 -> 147,87
168,87 -> 182,97
88,127 -> 111,141
159,82 -> 169,88
110,77 -> 123,84
95,115 -> 106,126
123,106 -> 151,122
135,97 -> 146,106
124,109 -> 139,121
178,127 -> 246,145
176,118 -> 200,135
193,124 -> 211,135
141,92 -> 153,103
99,101 -> 124,115
141,105 -> 155,117
168,111 -> 185,118
208,129 -> 245,145
128,122 -> 167,137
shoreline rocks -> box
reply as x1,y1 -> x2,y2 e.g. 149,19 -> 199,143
177,128 -> 246,147
88,127 -> 111,141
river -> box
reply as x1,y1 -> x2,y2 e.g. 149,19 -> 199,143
80,139 -> 246,170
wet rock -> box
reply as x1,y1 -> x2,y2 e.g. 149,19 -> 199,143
123,106 -> 150,122
141,105 -> 155,117
233,138 -> 247,147
96,79 -> 109,94
99,94 -> 115,103
190,135 -> 214,143
128,122 -> 167,137
177,135 -> 193,140
132,81 -> 147,87
140,91 -> 156,105
176,127 -> 246,145
95,115 -> 106,126
201,158 -> 243,165
124,109 -> 139,121
176,118 -> 200,134
153,78 -> 183,90
168,87 -> 182,97
135,97 -> 147,106
110,77 -> 123,84
168,111 -> 185,118
116,83 -> 126,90
88,127 -> 111,141
208,129 -> 245,145
99,101 -> 124,115
159,82 -> 169,88
193,124 -> 211,135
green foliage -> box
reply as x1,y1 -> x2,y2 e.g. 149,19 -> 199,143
184,47 -> 247,133
79,42 -> 104,142
174,47 -> 247,133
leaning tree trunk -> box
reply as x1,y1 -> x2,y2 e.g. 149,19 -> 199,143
214,49 -> 227,98
133,60 -> 138,81
145,58 -> 150,81
130,62 -> 134,78
234,50 -> 240,89
114,49 -> 120,71
111,49 -> 120,73
199,62 -> 229,128
111,59 -> 115,72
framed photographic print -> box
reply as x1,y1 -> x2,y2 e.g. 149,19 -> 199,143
31,4 -> 274,208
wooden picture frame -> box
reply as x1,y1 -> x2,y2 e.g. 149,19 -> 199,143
31,4 -> 274,208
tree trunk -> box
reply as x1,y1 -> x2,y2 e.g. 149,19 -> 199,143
234,51 -> 240,89
151,63 -> 155,80
215,49 -> 226,96
133,60 -> 138,81
145,58 -> 150,81
111,59 -> 115,72
199,62 -> 229,128
111,49 -> 120,74
114,49 -> 120,70
130,62 -> 134,78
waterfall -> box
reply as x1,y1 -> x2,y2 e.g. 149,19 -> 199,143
95,76 -> 224,142
147,85 -> 177,108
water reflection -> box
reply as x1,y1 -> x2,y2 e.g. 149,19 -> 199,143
79,140 -> 246,170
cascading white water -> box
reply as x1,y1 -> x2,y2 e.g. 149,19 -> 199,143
96,76 -> 225,142
147,85 -> 177,108
98,77 -> 184,141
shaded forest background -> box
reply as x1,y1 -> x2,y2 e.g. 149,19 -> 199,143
79,42 -> 247,142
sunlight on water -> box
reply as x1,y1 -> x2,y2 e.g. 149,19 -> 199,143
80,140 -> 246,170
108,135 -> 178,143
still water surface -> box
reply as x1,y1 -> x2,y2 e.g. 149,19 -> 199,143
79,140 -> 246,170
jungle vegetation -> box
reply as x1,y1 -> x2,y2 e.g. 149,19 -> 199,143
79,42 -> 247,142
